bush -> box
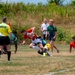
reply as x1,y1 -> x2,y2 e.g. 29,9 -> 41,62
57,27 -> 72,44
0,1 -> 75,44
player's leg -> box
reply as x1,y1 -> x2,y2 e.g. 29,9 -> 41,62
3,45 -> 7,54
69,46 -> 72,53
50,40 -> 54,52
0,46 -> 3,57
14,44 -> 17,53
37,43 -> 44,55
6,45 -> 11,61
29,43 -> 41,51
53,45 -> 59,53
14,40 -> 18,53
43,49 -> 52,56
5,36 -> 11,61
0,37 -> 4,57
43,34 -> 45,40
46,50 -> 52,56
50,40 -> 59,53
38,43 -> 44,50
49,35 -> 54,52
43,43 -> 52,56
47,33 -> 49,40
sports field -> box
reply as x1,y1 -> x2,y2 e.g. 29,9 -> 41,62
0,44 -> 75,75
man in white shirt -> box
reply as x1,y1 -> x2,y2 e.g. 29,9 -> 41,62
41,19 -> 49,40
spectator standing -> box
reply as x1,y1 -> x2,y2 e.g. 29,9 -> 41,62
41,19 -> 49,40
46,19 -> 59,53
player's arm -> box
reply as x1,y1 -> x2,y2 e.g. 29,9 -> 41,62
27,27 -> 36,37
53,31 -> 57,39
46,31 -> 47,37
31,27 -> 35,32
20,36 -> 26,45
69,44 -> 72,53
27,27 -> 35,33
53,27 -> 57,39
30,27 -> 35,35
41,25 -> 43,31
46,26 -> 49,38
9,32 -> 12,38
21,40 -> 26,45
41,28 -> 43,31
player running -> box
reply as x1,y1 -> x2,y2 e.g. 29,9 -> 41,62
70,36 -> 75,53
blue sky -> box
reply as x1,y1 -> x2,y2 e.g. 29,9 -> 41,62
1,0 -> 71,5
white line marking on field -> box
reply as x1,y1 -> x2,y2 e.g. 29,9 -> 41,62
45,67 -> 75,75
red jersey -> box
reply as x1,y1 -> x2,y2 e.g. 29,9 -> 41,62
70,42 -> 75,48
24,28 -> 37,40
8,23 -> 12,29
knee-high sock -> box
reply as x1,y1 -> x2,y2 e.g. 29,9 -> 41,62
0,51 -> 2,55
7,51 -> 11,61
46,51 -> 52,56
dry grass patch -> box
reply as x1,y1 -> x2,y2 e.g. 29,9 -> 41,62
0,45 -> 75,75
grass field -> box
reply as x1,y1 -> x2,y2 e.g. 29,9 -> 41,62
0,44 -> 75,75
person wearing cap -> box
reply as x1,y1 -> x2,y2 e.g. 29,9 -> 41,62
46,19 -> 59,53
0,17 -> 12,61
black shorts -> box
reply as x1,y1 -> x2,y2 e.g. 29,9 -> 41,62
49,35 -> 56,41
0,36 -> 10,45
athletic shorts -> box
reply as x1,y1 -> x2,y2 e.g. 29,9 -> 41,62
0,36 -> 10,45
49,35 -> 56,41
32,38 -> 42,45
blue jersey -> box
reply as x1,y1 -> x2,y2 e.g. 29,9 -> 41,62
42,39 -> 47,46
9,33 -> 17,44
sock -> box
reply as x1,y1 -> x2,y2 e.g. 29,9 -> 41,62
46,51 -> 52,56
7,51 -> 11,61
0,51 -> 2,58
0,51 -> 2,55
32,46 -> 41,51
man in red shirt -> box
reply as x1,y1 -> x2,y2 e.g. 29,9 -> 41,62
70,36 -> 75,53
21,27 -> 44,51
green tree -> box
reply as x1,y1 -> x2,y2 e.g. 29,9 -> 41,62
47,0 -> 64,5
71,0 -> 75,5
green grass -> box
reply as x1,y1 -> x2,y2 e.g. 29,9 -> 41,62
0,44 -> 75,75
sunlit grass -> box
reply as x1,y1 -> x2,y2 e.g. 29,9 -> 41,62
0,44 -> 75,75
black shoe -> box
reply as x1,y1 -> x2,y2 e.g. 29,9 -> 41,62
38,50 -> 43,55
